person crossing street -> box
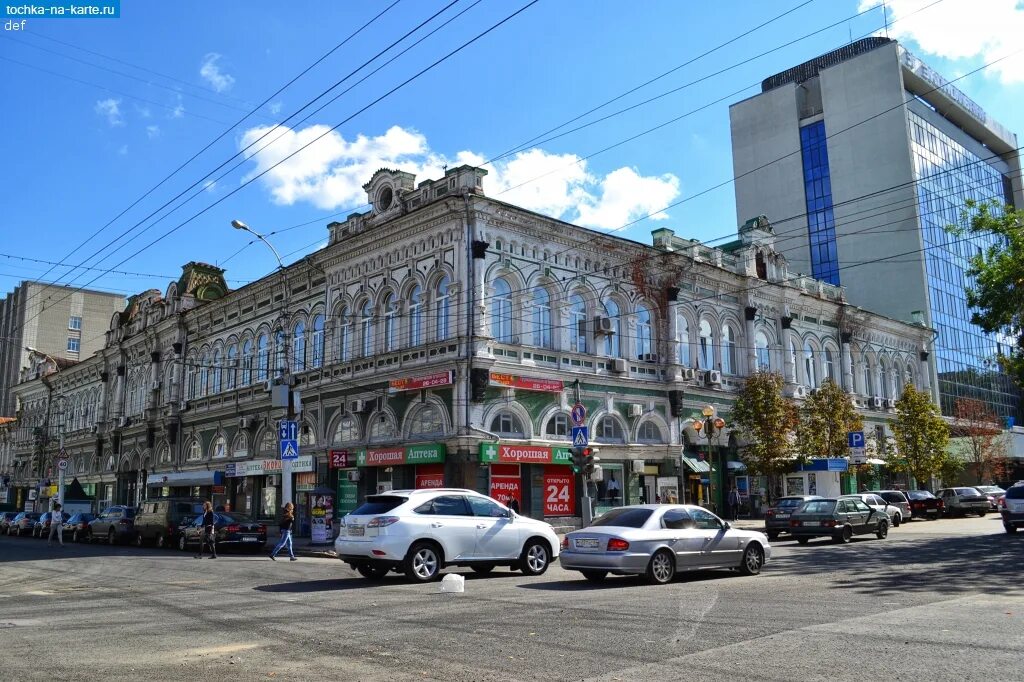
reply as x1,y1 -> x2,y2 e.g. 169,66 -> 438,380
194,501 -> 217,559
269,502 -> 297,561
47,502 -> 64,547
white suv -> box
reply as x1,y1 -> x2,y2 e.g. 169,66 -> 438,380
335,488 -> 561,582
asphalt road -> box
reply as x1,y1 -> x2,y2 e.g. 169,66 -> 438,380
1,515 -> 1021,682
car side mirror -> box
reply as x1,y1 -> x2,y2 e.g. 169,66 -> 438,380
722,521 -> 731,530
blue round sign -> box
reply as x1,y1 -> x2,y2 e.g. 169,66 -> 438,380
571,403 -> 587,426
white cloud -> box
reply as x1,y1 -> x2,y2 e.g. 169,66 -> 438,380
199,53 -> 235,92
269,101 -> 283,116
146,125 -> 160,139
238,124 -> 680,231
169,93 -> 185,119
95,98 -> 124,127
863,0 -> 1024,84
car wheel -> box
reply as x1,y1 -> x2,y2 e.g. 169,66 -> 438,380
892,514 -> 901,528
581,570 -> 607,583
134,533 -> 145,548
519,539 -> 551,576
876,520 -> 889,540
72,530 -> 80,543
405,542 -> 442,582
766,530 -> 779,541
797,537 -> 810,545
645,549 -> 676,585
739,543 -> 764,576
108,530 -> 116,546
1005,524 -> 1018,534
835,526 -> 853,544
977,509 -> 987,517
178,534 -> 188,552
156,534 -> 168,549
356,564 -> 390,580
471,564 -> 495,575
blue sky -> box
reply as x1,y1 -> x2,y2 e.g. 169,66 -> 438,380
2,0 -> 1022,300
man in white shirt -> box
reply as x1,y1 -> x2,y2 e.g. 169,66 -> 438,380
606,473 -> 621,504
47,502 -> 64,546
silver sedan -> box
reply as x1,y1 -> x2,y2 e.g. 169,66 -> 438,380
559,504 -> 771,584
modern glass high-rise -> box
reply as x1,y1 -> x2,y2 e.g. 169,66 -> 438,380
730,37 -> 1023,421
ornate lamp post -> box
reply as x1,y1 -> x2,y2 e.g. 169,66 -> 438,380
691,405 -> 726,514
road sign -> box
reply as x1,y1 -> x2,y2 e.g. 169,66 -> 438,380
571,426 -> 589,447
57,458 -> 68,471
279,420 -> 298,441
571,402 -> 587,426
280,440 -> 299,461
848,431 -> 866,465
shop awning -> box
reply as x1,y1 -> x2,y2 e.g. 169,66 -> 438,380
146,471 -> 223,487
681,455 -> 711,473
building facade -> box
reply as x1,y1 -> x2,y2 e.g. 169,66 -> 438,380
730,37 -> 1024,423
0,281 -> 125,417
1,166 -> 933,523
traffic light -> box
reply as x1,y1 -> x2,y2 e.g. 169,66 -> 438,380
582,447 -> 600,475
570,446 -> 585,473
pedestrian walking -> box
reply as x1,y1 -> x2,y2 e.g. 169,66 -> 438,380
269,502 -> 297,561
194,501 -> 217,559
47,502 -> 64,546
507,498 -> 520,514
727,486 -> 740,521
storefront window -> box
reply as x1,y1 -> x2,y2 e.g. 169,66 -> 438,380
261,485 -> 278,519
491,412 -> 525,438
594,462 -> 624,515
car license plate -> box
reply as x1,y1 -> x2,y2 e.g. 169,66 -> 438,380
575,538 -> 599,549
804,521 -> 820,527
348,525 -> 365,536
776,513 -> 790,519
241,536 -> 258,543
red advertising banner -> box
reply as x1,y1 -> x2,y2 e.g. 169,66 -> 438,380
328,450 -> 353,469
489,464 -> 522,509
495,444 -> 552,464
543,466 -> 575,517
389,370 -> 453,392
365,447 -> 405,466
489,372 -> 564,393
415,464 -> 446,489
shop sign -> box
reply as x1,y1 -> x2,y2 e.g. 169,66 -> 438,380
336,479 -> 358,516
311,493 -> 333,543
543,467 -> 574,516
226,455 -> 315,477
389,370 -> 453,392
295,472 -> 317,492
328,450 -> 354,468
356,443 -> 446,467
489,372 -> 564,393
479,442 -> 571,465
415,464 -> 446,489
489,464 -> 522,508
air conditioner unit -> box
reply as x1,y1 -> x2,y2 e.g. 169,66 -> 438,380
885,398 -> 896,409
628,404 -> 644,418
792,385 -> 807,399
631,459 -> 646,474
347,470 -> 361,482
682,368 -> 697,381
611,358 -> 627,373
238,417 -> 252,430
349,399 -> 368,414
641,353 -> 658,363
594,316 -> 614,334
706,370 -> 723,386
871,397 -> 884,409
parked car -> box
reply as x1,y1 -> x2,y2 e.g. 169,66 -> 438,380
789,498 -> 889,544
560,504 -> 771,584
999,484 -> 1024,534
975,485 -> 1006,510
935,487 -> 990,517
6,512 -> 41,536
0,511 -> 20,533
842,493 -> 905,527
907,490 -> 943,519
178,512 -> 267,552
87,506 -> 137,544
134,498 -> 204,548
869,490 -> 912,524
763,496 -> 822,540
33,511 -> 70,538
62,513 -> 96,542
336,489 -> 560,582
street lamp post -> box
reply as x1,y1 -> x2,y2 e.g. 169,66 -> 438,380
691,405 -> 726,515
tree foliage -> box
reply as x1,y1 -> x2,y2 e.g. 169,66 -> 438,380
951,397 -> 1007,484
947,199 -> 1024,387
796,379 -> 863,460
890,384 -> 951,487
732,372 -> 799,485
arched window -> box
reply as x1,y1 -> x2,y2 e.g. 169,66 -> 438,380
300,422 -> 316,447
636,305 -> 653,359
755,332 -> 771,371
158,443 -> 172,464
187,358 -> 197,399
804,342 -> 816,388
212,349 -> 223,393
894,362 -> 905,397
544,413 -> 570,440
337,306 -> 351,362
408,405 -> 444,437
210,434 -> 227,459
678,316 -> 690,366
226,344 -> 237,390
332,415 -> 359,443
275,330 -> 286,374
360,301 -> 374,357
824,347 -> 836,383
598,416 -> 624,443
490,411 -> 525,437
879,361 -> 890,399
311,314 -> 325,368
570,294 -> 587,353
408,286 -> 423,347
435,276 -> 450,341
603,299 -> 621,358
186,438 -> 202,462
491,279 -> 512,342
862,356 -> 874,396
258,431 -> 276,456
199,352 -> 209,397
369,416 -> 396,442
532,287 -> 552,348
722,325 -> 736,375
382,294 -> 398,352
699,320 -> 713,369
292,321 -> 306,372
231,431 -> 247,458
256,334 -> 269,381
638,421 -> 665,444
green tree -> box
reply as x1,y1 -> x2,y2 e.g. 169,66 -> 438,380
732,372 -> 799,501
890,384 -> 950,488
796,378 -> 863,460
947,199 -> 1024,386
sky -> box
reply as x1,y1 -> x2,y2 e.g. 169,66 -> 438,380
2,0 -> 1023,302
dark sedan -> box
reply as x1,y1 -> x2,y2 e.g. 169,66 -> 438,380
62,513 -> 96,542
33,511 -> 70,538
763,495 -> 823,540
789,498 -> 889,544
6,512 -> 41,536
907,490 -> 943,519
0,511 -> 19,533
87,506 -> 137,544
178,512 -> 267,552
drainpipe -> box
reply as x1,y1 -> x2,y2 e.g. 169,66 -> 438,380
463,193 -> 475,436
